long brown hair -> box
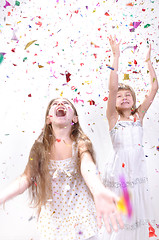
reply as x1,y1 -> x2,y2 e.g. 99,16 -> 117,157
117,83 -> 137,115
24,98 -> 95,210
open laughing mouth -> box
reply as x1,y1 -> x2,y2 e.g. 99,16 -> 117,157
56,108 -> 67,117
121,101 -> 129,105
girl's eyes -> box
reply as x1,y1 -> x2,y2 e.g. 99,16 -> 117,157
117,95 -> 121,98
52,102 -> 69,106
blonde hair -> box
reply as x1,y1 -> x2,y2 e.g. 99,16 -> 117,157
24,98 -> 95,211
117,83 -> 137,115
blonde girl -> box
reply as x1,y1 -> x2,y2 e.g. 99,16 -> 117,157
103,35 -> 158,240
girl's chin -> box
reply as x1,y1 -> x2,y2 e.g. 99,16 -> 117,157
117,106 -> 131,111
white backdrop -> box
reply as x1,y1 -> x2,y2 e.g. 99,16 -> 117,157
0,0 -> 159,239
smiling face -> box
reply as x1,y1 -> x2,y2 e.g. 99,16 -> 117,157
47,98 -> 78,127
116,90 -> 134,111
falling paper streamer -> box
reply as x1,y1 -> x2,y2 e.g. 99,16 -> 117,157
24,40 -> 37,50
122,46 -> 135,53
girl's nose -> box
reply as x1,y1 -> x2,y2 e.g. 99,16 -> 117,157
57,102 -> 64,106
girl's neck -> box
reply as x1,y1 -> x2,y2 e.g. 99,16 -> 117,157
119,109 -> 133,120
53,125 -> 72,141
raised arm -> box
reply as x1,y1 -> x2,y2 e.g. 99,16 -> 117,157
138,44 -> 158,121
0,173 -> 31,206
79,140 -> 123,233
106,35 -> 121,129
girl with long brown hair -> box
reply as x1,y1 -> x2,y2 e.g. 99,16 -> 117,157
0,97 -> 123,240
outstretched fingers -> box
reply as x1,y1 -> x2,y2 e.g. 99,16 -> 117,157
103,214 -> 111,233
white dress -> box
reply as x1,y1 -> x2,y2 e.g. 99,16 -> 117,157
37,142 -> 99,240
103,118 -> 156,240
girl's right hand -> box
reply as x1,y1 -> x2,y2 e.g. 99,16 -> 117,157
108,35 -> 121,57
93,186 -> 124,233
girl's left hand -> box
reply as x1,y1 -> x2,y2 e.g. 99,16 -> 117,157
94,187 -> 124,233
145,43 -> 151,62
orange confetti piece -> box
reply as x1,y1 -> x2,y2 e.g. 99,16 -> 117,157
126,3 -> 134,6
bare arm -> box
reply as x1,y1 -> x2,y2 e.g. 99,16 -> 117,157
138,44 -> 158,121
106,36 -> 121,130
79,142 -> 123,233
0,173 -> 31,205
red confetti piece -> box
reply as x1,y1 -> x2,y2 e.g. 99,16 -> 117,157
56,139 -> 61,142
35,21 -> 42,27
148,223 -> 157,237
93,53 -> 97,59
105,12 -> 110,16
134,59 -> 137,65
89,100 -> 95,105
65,71 -> 71,82
122,163 -> 125,168
28,94 -> 32,97
103,97 -> 108,101
71,86 -> 76,90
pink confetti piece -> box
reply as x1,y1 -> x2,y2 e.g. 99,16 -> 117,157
3,0 -> 11,8
119,175 -> 132,218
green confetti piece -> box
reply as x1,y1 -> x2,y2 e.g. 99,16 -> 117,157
15,0 -> 20,6
23,57 -> 27,62
0,54 -> 4,64
144,24 -> 151,28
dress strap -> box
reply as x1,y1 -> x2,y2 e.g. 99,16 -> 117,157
117,115 -> 121,121
72,141 -> 78,157
135,112 -> 139,119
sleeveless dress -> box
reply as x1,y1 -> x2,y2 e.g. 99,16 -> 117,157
37,142 -> 99,240
102,117 -> 156,240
